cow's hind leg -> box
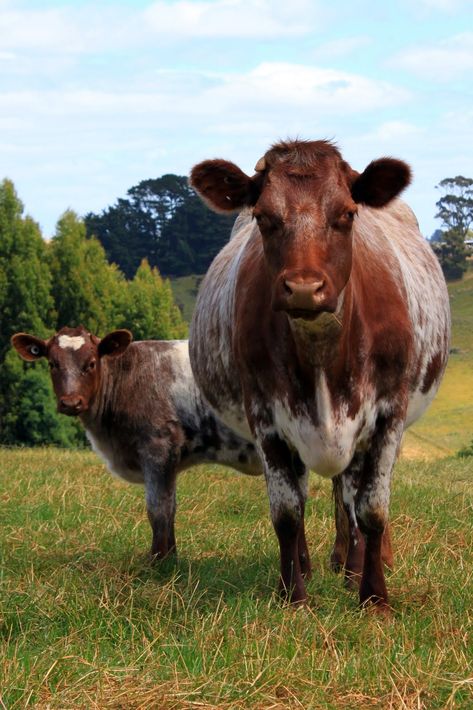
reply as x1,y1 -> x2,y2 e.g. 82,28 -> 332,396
298,472 -> 312,579
356,419 -> 403,611
143,449 -> 179,562
259,433 -> 309,605
341,454 -> 366,590
330,474 -> 349,572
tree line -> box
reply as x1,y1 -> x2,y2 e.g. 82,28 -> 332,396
84,174 -> 234,279
85,172 -> 473,284
1,169 -> 471,448
0,179 -> 186,448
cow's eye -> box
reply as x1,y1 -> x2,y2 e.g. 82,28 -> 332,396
254,211 -> 281,233
346,210 -> 355,220
83,360 -> 96,373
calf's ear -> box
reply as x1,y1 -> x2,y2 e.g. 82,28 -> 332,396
11,333 -> 48,361
190,159 -> 262,213
351,158 -> 411,208
98,329 -> 133,358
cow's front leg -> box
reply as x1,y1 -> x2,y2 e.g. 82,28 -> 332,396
258,432 -> 309,605
355,420 -> 403,610
143,449 -> 178,561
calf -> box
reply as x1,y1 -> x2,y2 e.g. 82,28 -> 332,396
11,326 -> 261,560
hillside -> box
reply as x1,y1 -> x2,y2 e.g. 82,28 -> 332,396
171,271 -> 473,459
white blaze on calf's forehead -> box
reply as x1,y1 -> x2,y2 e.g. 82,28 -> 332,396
58,335 -> 86,350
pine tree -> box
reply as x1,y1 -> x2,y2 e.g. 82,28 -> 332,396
120,259 -> 187,340
49,210 -> 126,334
0,181 -> 82,445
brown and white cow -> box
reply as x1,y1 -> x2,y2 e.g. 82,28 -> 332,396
11,326 -> 262,560
189,139 -> 450,610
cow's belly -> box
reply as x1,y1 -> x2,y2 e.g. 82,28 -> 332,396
405,383 -> 440,429
273,389 -> 377,478
86,431 -> 144,484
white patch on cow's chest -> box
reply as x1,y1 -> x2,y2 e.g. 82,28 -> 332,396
273,374 -> 376,478
58,334 -> 85,350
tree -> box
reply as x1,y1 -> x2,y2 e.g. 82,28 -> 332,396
49,210 -> 126,334
433,176 -> 473,281
0,181 -> 82,446
85,174 -> 234,278
435,176 -> 473,238
119,259 -> 187,340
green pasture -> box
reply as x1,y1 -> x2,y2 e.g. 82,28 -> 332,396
0,448 -> 472,708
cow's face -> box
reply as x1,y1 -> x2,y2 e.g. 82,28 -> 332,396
11,326 -> 132,415
190,140 -> 411,321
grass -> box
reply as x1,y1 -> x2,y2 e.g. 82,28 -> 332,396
170,275 -> 204,323
0,448 -> 472,708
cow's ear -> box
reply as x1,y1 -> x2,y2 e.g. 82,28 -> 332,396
11,333 -> 48,361
351,158 -> 411,208
190,159 -> 262,213
98,330 -> 133,358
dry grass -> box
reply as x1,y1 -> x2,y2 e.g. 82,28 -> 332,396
0,448 -> 472,708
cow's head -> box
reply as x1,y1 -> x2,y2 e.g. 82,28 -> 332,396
190,140 -> 411,320
11,326 -> 132,415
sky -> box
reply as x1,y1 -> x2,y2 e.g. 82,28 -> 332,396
0,0 -> 472,238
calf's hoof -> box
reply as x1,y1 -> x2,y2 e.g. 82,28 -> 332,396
149,546 -> 177,564
344,571 -> 361,591
278,579 -> 308,607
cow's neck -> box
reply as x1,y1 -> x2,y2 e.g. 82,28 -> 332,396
80,358 -> 114,430
288,285 -> 351,371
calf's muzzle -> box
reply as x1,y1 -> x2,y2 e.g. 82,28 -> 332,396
58,395 -> 86,416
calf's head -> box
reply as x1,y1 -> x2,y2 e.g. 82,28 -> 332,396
11,326 -> 132,415
190,140 -> 411,320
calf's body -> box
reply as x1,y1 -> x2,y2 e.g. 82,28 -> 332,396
12,329 -> 260,559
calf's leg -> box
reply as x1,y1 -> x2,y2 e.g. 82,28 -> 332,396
143,453 -> 178,561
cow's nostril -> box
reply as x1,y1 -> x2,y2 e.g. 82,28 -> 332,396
285,279 -> 325,296
284,280 -> 294,295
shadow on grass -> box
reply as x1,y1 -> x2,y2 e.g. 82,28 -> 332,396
3,537 -> 359,615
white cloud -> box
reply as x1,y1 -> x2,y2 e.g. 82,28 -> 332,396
312,36 -> 372,61
392,32 -> 473,80
143,0 -> 325,38
407,0 -> 469,10
0,0 -> 325,55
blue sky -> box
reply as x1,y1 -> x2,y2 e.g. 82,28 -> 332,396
1,0 -> 472,238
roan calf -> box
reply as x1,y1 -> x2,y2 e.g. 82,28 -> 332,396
11,326 -> 262,560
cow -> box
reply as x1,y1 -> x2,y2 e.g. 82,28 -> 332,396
11,326 -> 262,561
189,139 -> 450,611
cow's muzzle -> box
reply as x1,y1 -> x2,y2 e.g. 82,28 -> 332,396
58,395 -> 87,416
273,272 -> 336,319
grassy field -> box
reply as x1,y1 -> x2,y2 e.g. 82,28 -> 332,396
0,447 -> 472,708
